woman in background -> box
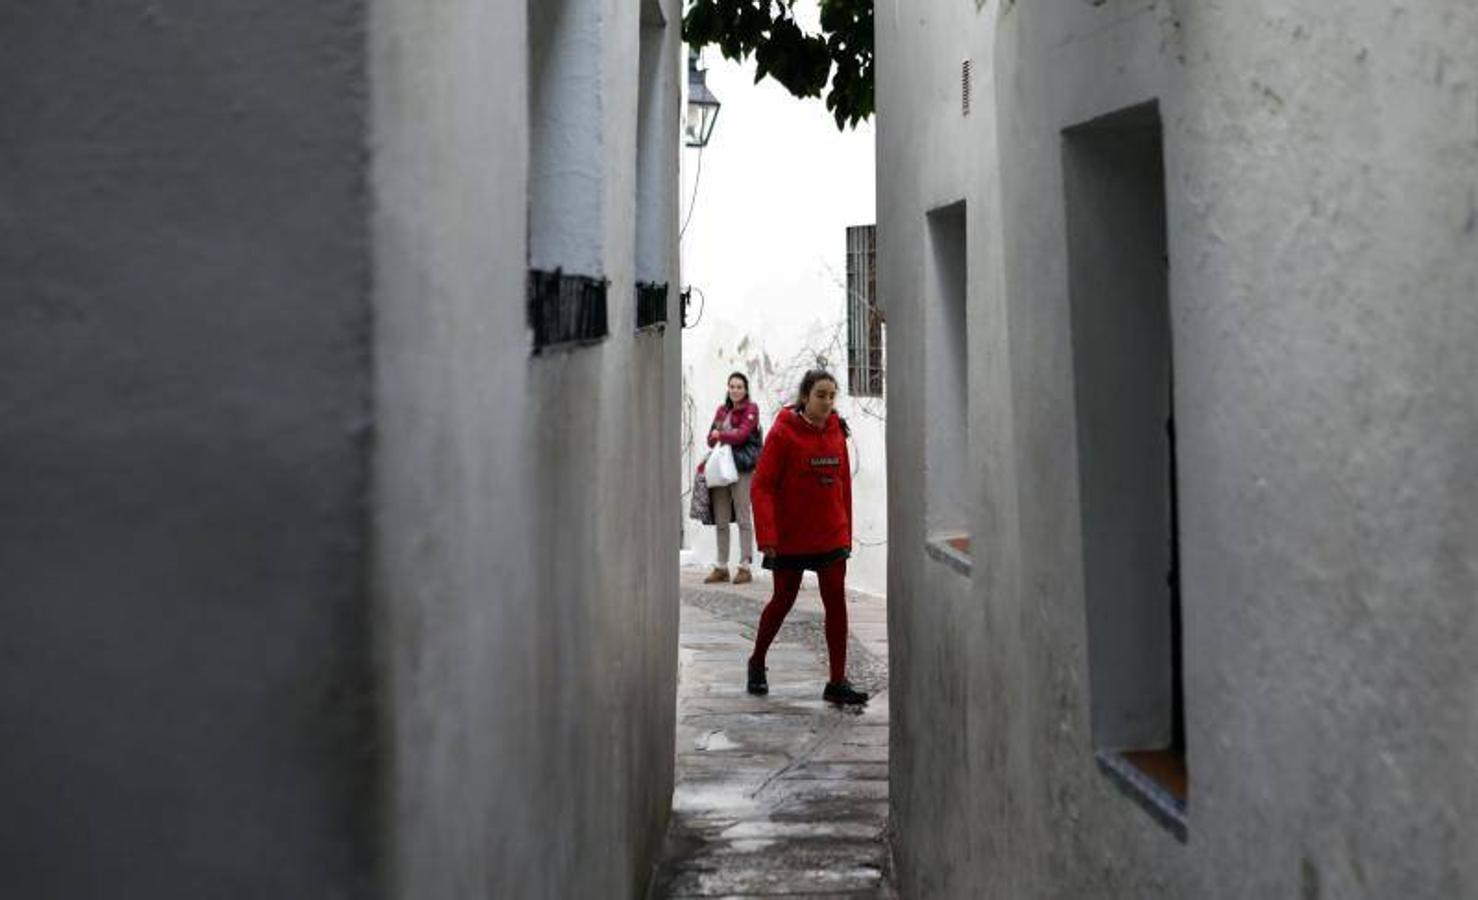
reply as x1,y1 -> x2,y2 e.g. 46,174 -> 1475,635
703,372 -> 761,585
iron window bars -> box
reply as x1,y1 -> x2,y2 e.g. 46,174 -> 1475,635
846,224 -> 884,397
636,281 -> 669,331
527,268 -> 609,352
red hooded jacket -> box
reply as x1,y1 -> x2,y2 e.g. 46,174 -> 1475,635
750,408 -> 852,556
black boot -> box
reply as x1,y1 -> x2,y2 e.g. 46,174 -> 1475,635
823,680 -> 868,706
747,658 -> 768,695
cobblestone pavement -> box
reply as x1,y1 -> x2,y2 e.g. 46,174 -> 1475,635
650,567 -> 895,899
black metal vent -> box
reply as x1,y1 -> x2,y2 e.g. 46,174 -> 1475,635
636,281 -> 668,331
962,59 -> 972,116
527,268 -> 609,352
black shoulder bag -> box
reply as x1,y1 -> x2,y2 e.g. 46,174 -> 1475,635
732,421 -> 764,473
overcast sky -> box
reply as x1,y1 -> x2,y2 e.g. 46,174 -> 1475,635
680,14 -> 876,368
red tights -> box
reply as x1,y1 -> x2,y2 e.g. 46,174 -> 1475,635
750,560 -> 848,684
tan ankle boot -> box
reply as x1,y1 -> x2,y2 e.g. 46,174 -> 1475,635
733,567 -> 753,585
703,567 -> 730,584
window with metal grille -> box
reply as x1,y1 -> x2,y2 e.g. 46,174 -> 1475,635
635,281 -> 668,331
528,0 -> 606,354
846,224 -> 884,397
634,4 -> 670,334
527,269 -> 609,352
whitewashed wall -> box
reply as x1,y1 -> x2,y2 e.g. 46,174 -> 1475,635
878,1 -> 1478,897
6,1 -> 679,895
373,0 -> 682,895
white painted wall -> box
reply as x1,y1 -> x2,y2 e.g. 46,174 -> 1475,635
879,1 -> 1478,897
4,1 -> 686,896
679,13 -> 885,594
372,0 -> 681,896
529,0 -> 606,276
1,5 -> 377,896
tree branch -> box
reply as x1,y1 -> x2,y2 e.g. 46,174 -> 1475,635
683,0 -> 874,129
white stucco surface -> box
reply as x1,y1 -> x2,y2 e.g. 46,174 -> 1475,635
528,0 -> 607,277
8,3 -> 682,897
879,1 -> 1478,897
1,4 -> 377,896
371,1 -> 683,896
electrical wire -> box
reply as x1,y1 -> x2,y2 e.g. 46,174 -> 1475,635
682,285 -> 706,330
678,144 -> 705,243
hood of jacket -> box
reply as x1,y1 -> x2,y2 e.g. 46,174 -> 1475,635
772,406 -> 842,440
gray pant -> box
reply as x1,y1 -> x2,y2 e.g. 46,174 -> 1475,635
711,471 -> 754,567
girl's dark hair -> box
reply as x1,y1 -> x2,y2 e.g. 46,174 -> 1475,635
724,371 -> 750,408
793,369 -> 849,435
793,369 -> 837,406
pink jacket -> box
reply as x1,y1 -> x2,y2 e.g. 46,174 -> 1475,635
706,400 -> 760,448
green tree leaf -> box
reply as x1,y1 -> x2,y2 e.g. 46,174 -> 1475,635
682,0 -> 873,129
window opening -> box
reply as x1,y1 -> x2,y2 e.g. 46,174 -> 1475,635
846,224 -> 884,397
924,201 -> 969,567
1062,100 -> 1187,839
634,3 -> 669,333
636,281 -> 669,331
528,0 -> 607,351
527,270 -> 609,351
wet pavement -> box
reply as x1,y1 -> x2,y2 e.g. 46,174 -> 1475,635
651,567 -> 895,899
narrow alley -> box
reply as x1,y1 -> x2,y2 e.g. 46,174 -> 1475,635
651,568 -> 896,899
5,1 -> 1475,896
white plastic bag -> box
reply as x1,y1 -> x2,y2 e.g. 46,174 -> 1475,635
705,443 -> 739,488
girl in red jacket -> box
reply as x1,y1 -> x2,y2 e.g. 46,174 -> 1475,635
746,370 -> 868,706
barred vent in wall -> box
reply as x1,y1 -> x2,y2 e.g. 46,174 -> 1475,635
962,59 -> 971,116
636,281 -> 668,331
527,268 -> 609,352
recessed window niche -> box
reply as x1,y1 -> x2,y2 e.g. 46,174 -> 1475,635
1062,100 -> 1187,839
634,1 -> 669,333
527,0 -> 607,351
923,201 -> 970,575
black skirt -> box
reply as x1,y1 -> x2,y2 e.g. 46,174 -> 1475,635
761,547 -> 851,572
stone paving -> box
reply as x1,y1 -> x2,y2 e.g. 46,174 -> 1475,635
650,567 -> 896,899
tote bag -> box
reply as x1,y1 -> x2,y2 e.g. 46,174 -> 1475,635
688,470 -> 714,524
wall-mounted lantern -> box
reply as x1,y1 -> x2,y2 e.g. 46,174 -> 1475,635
685,49 -> 720,148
